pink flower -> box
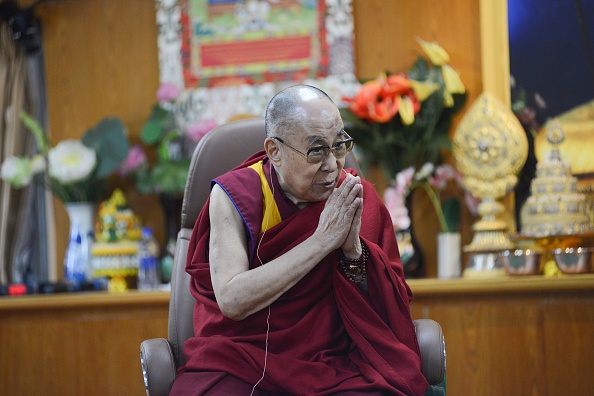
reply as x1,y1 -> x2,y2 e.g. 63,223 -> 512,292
384,187 -> 411,231
429,164 -> 455,189
435,164 -> 455,180
396,166 -> 415,190
186,119 -> 217,143
428,176 -> 446,189
157,83 -> 180,102
118,144 -> 147,176
393,207 -> 411,230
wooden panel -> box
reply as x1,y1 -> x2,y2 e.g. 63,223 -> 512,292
2,278 -> 593,395
0,292 -> 169,396
409,276 -> 594,396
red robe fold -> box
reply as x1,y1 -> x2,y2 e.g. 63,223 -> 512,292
181,152 -> 428,395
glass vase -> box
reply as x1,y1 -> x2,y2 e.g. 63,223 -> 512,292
64,202 -> 96,282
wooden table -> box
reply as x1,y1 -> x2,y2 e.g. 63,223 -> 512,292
408,274 -> 594,396
0,290 -> 169,395
1,275 -> 593,395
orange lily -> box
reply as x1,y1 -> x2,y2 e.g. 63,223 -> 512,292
368,95 -> 401,123
342,79 -> 383,121
382,74 -> 412,97
343,73 -> 422,123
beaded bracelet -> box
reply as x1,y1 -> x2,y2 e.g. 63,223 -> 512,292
339,243 -> 369,284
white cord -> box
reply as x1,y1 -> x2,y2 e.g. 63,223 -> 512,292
250,305 -> 271,395
250,164 -> 275,395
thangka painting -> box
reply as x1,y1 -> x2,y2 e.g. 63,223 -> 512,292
156,0 -> 358,126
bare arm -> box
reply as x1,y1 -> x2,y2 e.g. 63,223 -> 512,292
208,174 -> 363,320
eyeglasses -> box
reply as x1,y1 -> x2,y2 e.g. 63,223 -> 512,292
271,132 -> 355,164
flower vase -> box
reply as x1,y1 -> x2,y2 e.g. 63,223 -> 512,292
64,202 -> 96,282
437,232 -> 461,278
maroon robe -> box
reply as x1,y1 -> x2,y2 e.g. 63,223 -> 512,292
178,152 -> 428,395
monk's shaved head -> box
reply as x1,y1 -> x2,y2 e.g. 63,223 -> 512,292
265,85 -> 335,138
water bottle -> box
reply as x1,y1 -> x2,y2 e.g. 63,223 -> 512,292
137,227 -> 160,290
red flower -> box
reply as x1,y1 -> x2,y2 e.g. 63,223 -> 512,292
342,73 -> 420,124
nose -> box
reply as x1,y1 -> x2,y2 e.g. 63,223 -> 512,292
319,149 -> 339,172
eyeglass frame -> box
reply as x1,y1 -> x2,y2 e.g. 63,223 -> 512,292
270,132 -> 355,164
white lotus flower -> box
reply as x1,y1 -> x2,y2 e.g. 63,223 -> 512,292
1,156 -> 32,188
48,139 -> 97,183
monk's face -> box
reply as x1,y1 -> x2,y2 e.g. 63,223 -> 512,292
268,98 -> 346,204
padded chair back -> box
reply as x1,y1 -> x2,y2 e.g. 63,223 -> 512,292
168,118 -> 362,368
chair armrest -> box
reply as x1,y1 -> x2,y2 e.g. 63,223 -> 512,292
140,338 -> 177,396
413,319 -> 446,385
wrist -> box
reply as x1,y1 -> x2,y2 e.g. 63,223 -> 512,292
338,242 -> 369,284
341,239 -> 362,260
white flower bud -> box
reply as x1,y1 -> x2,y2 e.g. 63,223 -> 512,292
1,156 -> 32,188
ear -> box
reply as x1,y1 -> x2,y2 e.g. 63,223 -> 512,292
265,138 -> 281,164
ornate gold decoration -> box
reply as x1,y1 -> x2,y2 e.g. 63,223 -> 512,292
454,92 -> 528,200
453,92 -> 528,276
520,120 -> 593,238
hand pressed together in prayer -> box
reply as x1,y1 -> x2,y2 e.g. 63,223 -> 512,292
314,173 -> 363,260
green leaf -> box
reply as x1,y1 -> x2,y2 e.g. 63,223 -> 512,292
140,104 -> 174,145
81,117 -> 130,179
442,197 -> 461,233
150,159 -> 191,195
408,57 -> 431,81
141,119 -> 163,145
19,111 -> 50,155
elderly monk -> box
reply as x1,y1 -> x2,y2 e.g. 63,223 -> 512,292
171,85 -> 428,395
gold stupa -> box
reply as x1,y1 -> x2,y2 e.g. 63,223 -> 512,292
520,120 -> 594,238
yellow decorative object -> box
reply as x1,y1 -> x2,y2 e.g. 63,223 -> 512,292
454,92 -> 528,201
107,276 -> 129,292
95,188 -> 142,242
453,92 -> 528,275
543,259 -> 563,278
534,100 -> 594,177
92,188 -> 143,290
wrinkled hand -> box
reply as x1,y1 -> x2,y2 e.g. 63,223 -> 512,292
340,181 -> 363,259
314,173 -> 363,254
